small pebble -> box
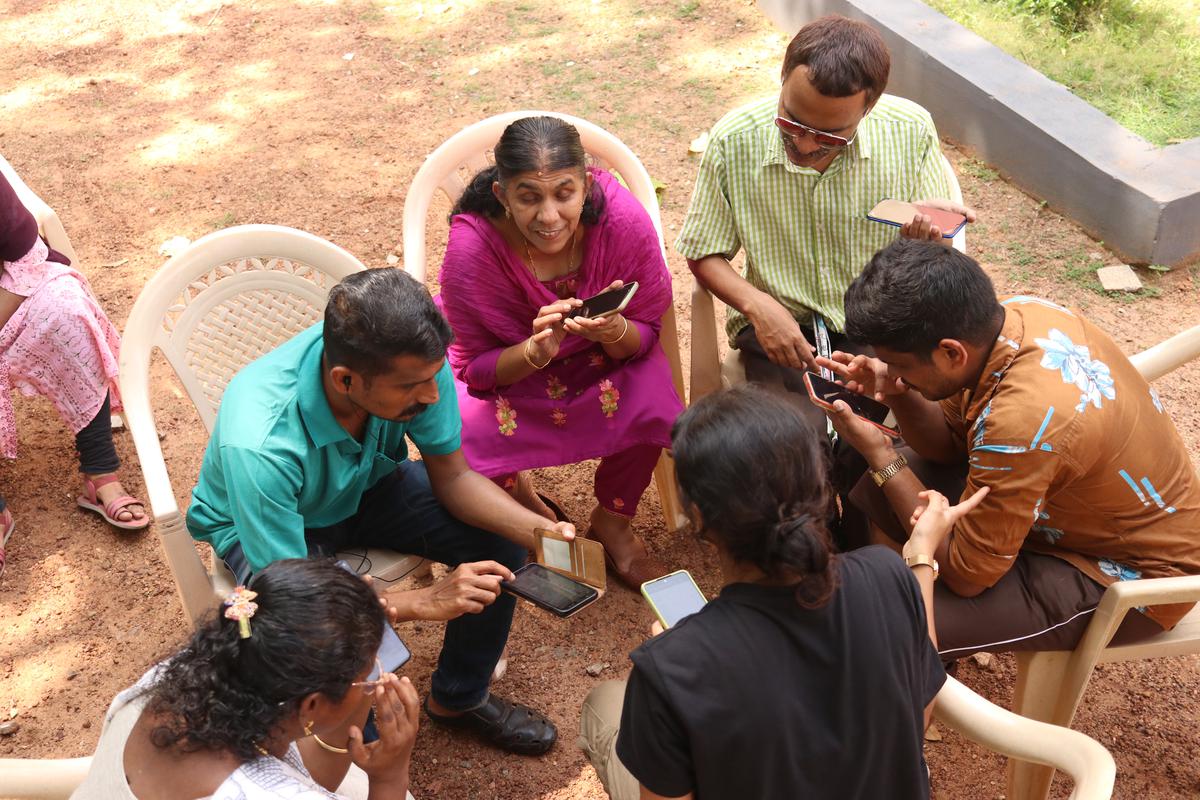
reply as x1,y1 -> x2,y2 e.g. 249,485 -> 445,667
0,722 -> 19,736
585,662 -> 608,677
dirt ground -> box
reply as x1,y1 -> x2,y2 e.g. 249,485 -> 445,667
1,0 -> 1198,798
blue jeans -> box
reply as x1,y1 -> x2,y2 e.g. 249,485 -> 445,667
222,461 -> 527,711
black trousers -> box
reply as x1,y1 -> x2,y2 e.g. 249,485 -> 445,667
733,325 -> 872,550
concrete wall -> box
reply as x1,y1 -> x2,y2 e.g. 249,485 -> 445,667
758,0 -> 1200,266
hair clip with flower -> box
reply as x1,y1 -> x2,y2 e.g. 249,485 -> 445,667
223,586 -> 259,639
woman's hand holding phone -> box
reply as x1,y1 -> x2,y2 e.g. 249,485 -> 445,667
528,299 -> 581,365
563,280 -> 626,343
350,674 -> 419,797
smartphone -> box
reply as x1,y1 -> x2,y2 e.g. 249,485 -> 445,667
867,199 -> 967,239
803,371 -> 901,438
335,560 -> 412,672
568,281 -> 639,319
641,571 -> 707,629
502,562 -> 599,617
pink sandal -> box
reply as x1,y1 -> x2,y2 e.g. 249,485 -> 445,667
77,475 -> 149,532
0,507 -> 14,577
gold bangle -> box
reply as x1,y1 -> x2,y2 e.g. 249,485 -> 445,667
312,733 -> 349,754
600,315 -> 629,345
523,337 -> 551,370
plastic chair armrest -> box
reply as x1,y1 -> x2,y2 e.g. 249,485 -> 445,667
1081,574 -> 1200,654
0,756 -> 93,799
689,278 -> 723,401
934,678 -> 1115,800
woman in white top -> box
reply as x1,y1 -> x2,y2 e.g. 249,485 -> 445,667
74,558 -> 417,799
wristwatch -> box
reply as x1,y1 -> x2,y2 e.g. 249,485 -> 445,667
904,552 -> 939,580
870,453 -> 908,487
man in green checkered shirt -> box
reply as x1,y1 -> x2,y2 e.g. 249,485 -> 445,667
679,15 -> 974,376
678,15 -> 975,544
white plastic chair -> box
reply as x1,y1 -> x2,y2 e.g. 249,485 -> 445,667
402,110 -> 688,531
1008,321 -> 1200,800
689,152 -> 966,401
118,224 -> 427,628
0,756 -> 413,799
934,677 -> 1115,800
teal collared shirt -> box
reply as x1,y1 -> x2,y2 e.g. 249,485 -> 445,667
186,323 -> 462,572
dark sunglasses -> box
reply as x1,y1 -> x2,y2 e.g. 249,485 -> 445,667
773,115 -> 856,151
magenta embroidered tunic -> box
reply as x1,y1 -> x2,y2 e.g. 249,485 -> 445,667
438,169 -> 684,480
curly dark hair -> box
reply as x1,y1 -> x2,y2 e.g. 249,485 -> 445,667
143,558 -> 385,762
671,385 -> 837,608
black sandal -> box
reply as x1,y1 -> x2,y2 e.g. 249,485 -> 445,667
424,694 -> 557,756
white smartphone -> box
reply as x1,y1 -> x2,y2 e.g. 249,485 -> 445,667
641,570 -> 707,629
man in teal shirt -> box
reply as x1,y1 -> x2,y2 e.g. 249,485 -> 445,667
188,268 -> 569,755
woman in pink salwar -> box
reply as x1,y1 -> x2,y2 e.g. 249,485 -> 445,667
0,172 -> 148,574
438,116 -> 684,588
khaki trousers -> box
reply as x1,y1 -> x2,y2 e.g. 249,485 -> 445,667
578,680 -> 640,800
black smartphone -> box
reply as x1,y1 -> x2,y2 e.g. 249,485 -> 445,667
568,281 -> 639,319
335,560 -> 412,672
803,371 -> 900,437
501,563 -> 599,617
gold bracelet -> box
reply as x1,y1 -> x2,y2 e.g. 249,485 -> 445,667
600,315 -> 629,345
312,733 -> 350,754
523,337 -> 551,370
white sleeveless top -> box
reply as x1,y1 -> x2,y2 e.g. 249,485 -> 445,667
71,667 -> 412,800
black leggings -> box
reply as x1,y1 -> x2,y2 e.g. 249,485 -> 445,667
0,392 -> 119,513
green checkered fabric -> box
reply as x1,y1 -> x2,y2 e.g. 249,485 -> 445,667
676,94 -> 951,343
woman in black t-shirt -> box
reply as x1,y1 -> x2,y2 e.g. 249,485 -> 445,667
578,385 -> 983,800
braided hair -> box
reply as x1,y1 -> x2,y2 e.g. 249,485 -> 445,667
142,558 -> 385,761
671,385 -> 838,607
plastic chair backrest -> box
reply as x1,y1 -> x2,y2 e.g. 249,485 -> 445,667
118,225 -> 366,624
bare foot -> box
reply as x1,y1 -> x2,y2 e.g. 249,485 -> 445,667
86,473 -> 147,525
587,505 -> 643,574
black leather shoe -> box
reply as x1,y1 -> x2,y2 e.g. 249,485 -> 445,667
424,694 -> 557,756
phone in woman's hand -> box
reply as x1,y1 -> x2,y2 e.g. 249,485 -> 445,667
568,282 -> 639,319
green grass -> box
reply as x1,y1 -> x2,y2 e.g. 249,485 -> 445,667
960,157 -> 1000,182
925,0 -> 1200,145
674,0 -> 700,20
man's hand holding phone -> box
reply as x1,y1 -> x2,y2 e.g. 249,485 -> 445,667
386,561 -> 514,622
745,292 -> 817,371
899,198 -> 977,244
816,352 -> 908,405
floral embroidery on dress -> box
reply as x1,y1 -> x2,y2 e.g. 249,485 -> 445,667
495,397 -> 517,436
598,378 -> 620,418
612,498 -> 625,511
588,352 -> 607,368
1098,558 -> 1141,581
1034,328 -> 1116,412
551,408 -> 567,427
546,375 -> 567,400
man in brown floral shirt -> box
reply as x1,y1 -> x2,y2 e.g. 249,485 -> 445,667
823,239 -> 1200,655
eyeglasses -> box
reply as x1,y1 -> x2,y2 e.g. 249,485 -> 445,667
773,115 -> 856,151
351,658 -> 387,695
